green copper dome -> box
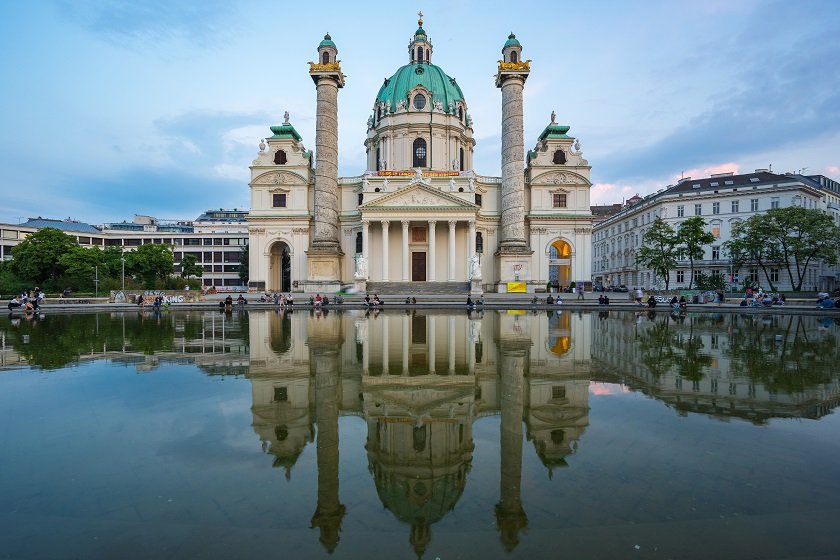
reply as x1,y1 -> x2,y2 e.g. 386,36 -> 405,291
375,63 -> 465,113
415,25 -> 427,38
503,32 -> 521,49
319,33 -> 335,49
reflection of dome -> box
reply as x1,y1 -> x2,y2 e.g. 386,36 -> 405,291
375,63 -> 465,114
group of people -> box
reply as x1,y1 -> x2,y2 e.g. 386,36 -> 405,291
531,295 -> 563,305
7,287 -> 44,312
259,292 -> 295,306
816,292 -> 840,309
466,295 -> 486,307
364,294 -> 382,307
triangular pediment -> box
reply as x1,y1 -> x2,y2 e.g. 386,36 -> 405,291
360,182 -> 478,210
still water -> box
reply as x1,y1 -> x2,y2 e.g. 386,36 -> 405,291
1,309 -> 840,560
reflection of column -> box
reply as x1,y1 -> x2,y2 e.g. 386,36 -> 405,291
448,220 -> 456,281
402,220 -> 410,281
381,221 -> 390,281
382,314 -> 390,374
363,318 -> 369,375
496,338 -> 529,551
468,321 -> 476,375
428,220 -> 437,282
309,335 -> 346,553
428,315 -> 436,374
448,315 -> 456,375
402,313 -> 409,375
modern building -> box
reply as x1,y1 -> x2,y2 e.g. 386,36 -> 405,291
247,18 -> 594,294
592,170 -> 838,291
0,210 -> 248,289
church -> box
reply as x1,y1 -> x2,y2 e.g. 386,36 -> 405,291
247,16 -> 593,294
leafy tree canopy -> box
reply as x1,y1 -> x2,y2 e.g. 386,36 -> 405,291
10,228 -> 79,284
636,218 -> 678,290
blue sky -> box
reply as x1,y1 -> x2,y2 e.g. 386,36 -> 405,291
1,0 -> 838,225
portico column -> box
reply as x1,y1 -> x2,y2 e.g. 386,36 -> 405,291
402,220 -> 410,281
468,220 -> 476,278
362,220 -> 370,262
448,220 -> 457,281
381,221 -> 390,281
428,220 -> 437,282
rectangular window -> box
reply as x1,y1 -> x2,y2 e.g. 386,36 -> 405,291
731,200 -> 739,213
203,251 -> 212,262
712,202 -> 720,214
677,205 -> 684,217
676,270 -> 685,283
712,246 -> 720,260
694,203 -> 702,216
551,386 -> 566,400
750,198 -> 759,212
272,193 -> 287,207
694,269 -> 702,283
273,387 -> 288,402
770,268 -> 779,282
749,269 -> 759,283
475,193 -> 482,206
553,193 -> 567,208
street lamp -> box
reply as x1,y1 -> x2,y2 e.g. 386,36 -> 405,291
121,251 -> 125,293
94,265 -> 99,298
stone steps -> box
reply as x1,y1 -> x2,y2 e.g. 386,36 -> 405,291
365,281 -> 470,295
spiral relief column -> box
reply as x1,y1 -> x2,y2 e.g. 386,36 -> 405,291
307,34 -> 346,289
495,33 -> 533,291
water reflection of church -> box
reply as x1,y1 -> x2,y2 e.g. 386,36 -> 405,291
247,309 -> 591,555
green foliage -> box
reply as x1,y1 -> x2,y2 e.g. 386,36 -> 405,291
58,245 -> 106,291
725,207 -> 840,291
10,228 -> 78,286
0,261 -> 28,296
238,244 -> 249,284
126,243 -> 174,287
695,273 -> 725,291
675,216 -> 715,289
636,218 -> 678,290
180,253 -> 203,279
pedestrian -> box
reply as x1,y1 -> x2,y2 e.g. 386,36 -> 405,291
635,287 -> 644,305
577,285 -> 584,300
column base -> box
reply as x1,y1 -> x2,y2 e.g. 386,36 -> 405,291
495,247 -> 533,293
306,246 -> 344,283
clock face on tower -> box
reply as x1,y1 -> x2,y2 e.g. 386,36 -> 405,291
413,94 -> 426,110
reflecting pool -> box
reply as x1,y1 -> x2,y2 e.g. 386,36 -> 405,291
2,309 -> 840,559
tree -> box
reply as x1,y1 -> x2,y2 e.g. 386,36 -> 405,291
180,253 -> 203,279
675,216 -> 715,289
58,245 -> 106,291
724,216 -> 782,291
10,228 -> 78,285
726,207 -> 840,291
126,243 -> 174,287
636,218 -> 679,290
238,244 -> 249,285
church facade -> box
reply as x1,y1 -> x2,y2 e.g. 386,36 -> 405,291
248,17 -> 593,294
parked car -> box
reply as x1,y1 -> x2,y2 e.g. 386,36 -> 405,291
615,285 -> 629,292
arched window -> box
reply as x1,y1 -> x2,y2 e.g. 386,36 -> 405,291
476,232 -> 484,253
510,51 -> 518,63
553,149 -> 566,164
273,150 -> 287,165
376,147 -> 381,171
417,46 -> 424,63
459,147 -> 465,171
321,51 -> 329,64
413,138 -> 427,167
458,106 -> 463,120
355,232 -> 362,253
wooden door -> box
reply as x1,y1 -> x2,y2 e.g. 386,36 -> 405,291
412,252 -> 426,281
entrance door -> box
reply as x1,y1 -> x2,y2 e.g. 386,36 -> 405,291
412,252 -> 426,281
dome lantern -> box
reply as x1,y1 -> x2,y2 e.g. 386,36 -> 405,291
408,11 -> 433,64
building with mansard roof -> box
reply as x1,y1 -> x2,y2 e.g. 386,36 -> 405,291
247,17 -> 594,295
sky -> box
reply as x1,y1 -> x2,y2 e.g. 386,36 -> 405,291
1,0 -> 838,225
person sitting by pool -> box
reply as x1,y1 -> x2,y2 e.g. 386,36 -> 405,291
467,296 -> 474,307
647,296 -> 657,308
740,299 -> 748,307
322,295 -> 330,306
412,297 -> 417,304
237,294 -> 247,305
679,296 -> 687,310
405,297 -> 411,304
372,294 -> 382,306
314,293 -> 322,307
476,295 -> 483,306
598,294 -> 605,305
546,294 -> 554,304
224,295 -> 233,311
818,297 -> 835,309
531,296 -> 539,304
364,294 -> 371,307
7,296 -> 21,311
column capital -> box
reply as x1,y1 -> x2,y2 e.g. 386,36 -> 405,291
428,219 -> 437,227
402,220 -> 410,228
382,220 -> 390,228
362,219 -> 370,226
448,219 -> 457,228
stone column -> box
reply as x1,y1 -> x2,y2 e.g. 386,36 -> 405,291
402,220 -> 410,282
495,48 -> 533,289
362,220 -> 370,259
468,221 -> 476,274
428,220 -> 437,282
381,221 -> 390,282
448,220 -> 457,281
307,39 -> 346,288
